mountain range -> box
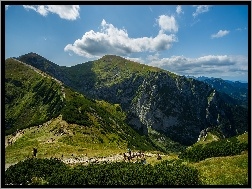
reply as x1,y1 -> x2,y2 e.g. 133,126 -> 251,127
187,75 -> 248,107
5,52 -> 248,148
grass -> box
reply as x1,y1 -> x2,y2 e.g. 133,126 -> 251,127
147,127 -> 186,153
236,131 -> 248,143
5,115 -> 129,164
6,121 -> 249,186
191,152 -> 248,185
92,55 -> 177,87
146,153 -> 179,165
194,132 -> 220,146
5,58 -> 64,135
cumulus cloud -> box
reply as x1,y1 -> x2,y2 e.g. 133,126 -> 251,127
193,5 -> 212,17
157,15 -> 178,33
211,30 -> 230,38
125,57 -> 145,63
64,19 -> 178,58
176,5 -> 183,15
146,54 -> 247,79
23,5 -> 80,20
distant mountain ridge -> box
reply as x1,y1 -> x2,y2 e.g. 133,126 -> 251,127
187,76 -> 248,107
13,52 -> 248,146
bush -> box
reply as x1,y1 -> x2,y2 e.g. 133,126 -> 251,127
5,159 -> 201,186
49,160 -> 200,185
61,96 -> 92,126
5,158 -> 68,185
179,136 -> 248,162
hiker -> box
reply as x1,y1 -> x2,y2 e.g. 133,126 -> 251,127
33,148 -> 38,157
127,148 -> 132,158
136,151 -> 140,159
157,153 -> 162,160
141,151 -> 145,158
127,155 -> 131,162
123,153 -> 127,161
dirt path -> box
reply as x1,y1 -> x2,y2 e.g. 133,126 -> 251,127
5,163 -> 17,171
5,130 -> 26,148
62,153 -> 124,165
5,152 -> 159,171
62,152 -> 157,165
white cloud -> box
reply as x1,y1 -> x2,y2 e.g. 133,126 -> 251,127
125,57 -> 145,63
64,19 -> 178,58
146,54 -> 247,79
157,15 -> 178,33
193,5 -> 212,17
23,5 -> 80,20
176,5 -> 183,15
5,5 -> 10,10
211,30 -> 230,38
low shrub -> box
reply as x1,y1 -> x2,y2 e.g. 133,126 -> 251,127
5,158 -> 68,185
179,136 -> 248,162
5,159 -> 200,186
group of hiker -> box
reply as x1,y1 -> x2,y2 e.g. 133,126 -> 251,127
123,148 -> 162,163
31,147 -> 162,163
123,148 -> 145,162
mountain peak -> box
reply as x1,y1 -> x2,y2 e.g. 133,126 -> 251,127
99,54 -> 130,63
20,52 -> 42,58
16,52 -> 60,67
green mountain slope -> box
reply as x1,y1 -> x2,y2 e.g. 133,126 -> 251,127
16,53 -> 248,146
5,58 -> 163,164
5,58 -> 65,135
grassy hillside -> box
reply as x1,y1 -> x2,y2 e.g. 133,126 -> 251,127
192,152 -> 248,185
5,57 -> 163,165
5,108 -> 157,164
5,144 -> 248,185
5,125 -> 248,185
5,58 -> 64,135
188,132 -> 248,185
91,55 -> 171,87
60,87 -> 157,151
179,132 -> 248,162
5,115 -> 124,164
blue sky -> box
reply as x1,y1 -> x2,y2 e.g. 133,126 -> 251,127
5,4 -> 249,82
